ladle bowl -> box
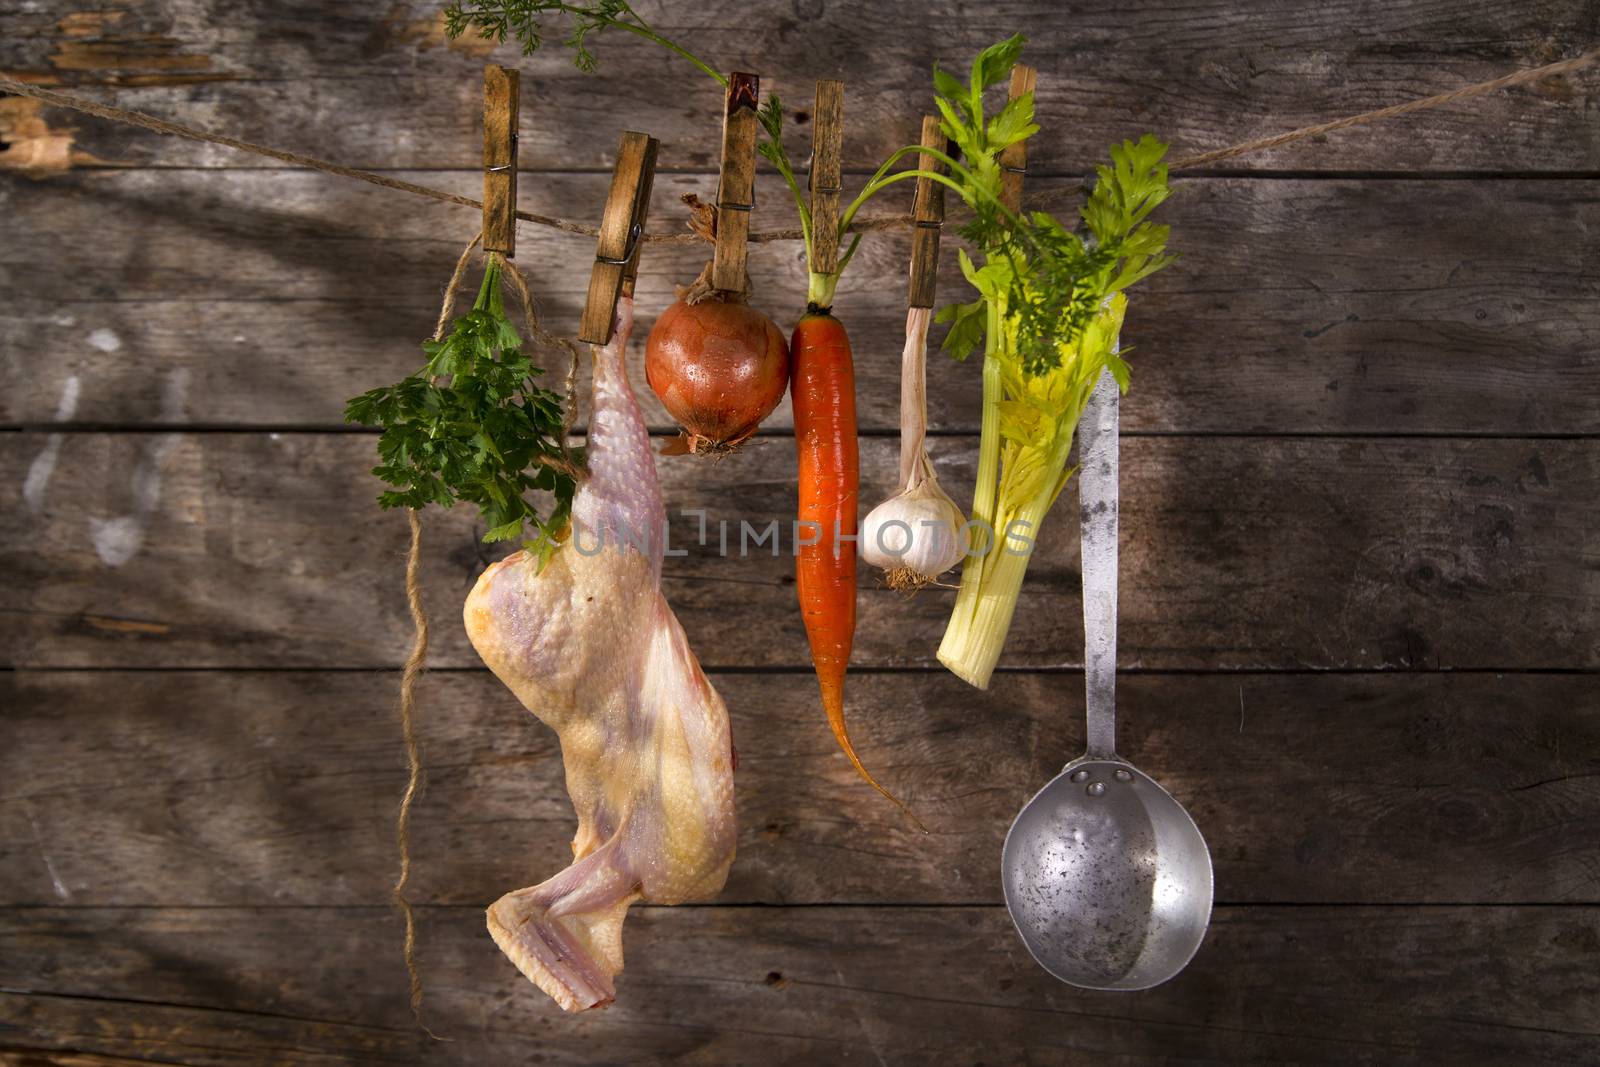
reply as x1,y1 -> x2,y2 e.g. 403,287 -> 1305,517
1002,757 -> 1212,989
1000,369 -> 1213,991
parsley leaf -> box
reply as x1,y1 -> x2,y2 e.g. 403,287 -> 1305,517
344,257 -> 580,564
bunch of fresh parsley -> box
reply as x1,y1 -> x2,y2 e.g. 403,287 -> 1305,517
344,258 -> 579,560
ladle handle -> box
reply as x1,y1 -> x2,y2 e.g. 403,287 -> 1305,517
1080,367 -> 1119,760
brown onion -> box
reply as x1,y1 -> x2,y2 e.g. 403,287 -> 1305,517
645,298 -> 789,453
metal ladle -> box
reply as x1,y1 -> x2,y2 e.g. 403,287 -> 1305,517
1001,370 -> 1213,990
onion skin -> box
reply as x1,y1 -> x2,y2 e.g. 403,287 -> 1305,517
645,298 -> 789,451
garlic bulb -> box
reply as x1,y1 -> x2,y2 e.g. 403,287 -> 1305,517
862,453 -> 968,589
861,307 -> 969,591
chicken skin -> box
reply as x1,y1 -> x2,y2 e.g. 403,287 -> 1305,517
464,296 -> 736,1011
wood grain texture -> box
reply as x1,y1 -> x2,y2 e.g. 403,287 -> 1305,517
3,433 -> 1592,671
711,72 -> 758,292
4,173 -> 1598,434
2,670 -> 1595,909
999,65 -> 1037,212
0,1052 -> 164,1067
2,1 -> 1596,174
908,114 -> 947,309
479,64 -> 518,256
807,79 -> 844,278
577,130 -> 656,344
4,6 -> 1597,1063
3,904 -> 1598,1065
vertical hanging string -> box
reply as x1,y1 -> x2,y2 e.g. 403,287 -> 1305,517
393,230 -> 480,1038
495,250 -> 586,461
395,508 -> 435,1035
434,234 -> 483,339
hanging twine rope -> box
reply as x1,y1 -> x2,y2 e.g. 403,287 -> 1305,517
391,228 -> 482,1041
494,250 -> 586,458
1167,46 -> 1600,171
4,44 -> 1595,239
391,232 -> 589,1034
395,507 -> 437,1038
432,232 -> 482,337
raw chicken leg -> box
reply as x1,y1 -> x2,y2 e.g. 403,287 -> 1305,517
463,295 -> 736,1012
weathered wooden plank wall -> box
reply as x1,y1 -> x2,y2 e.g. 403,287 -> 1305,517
2,1 -> 1598,1064
6,176 -> 1600,434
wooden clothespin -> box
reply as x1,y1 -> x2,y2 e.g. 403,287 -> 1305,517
578,131 -> 660,345
711,71 -> 760,292
482,65 -> 520,257
908,114 -> 949,309
808,80 -> 845,288
998,64 -> 1037,214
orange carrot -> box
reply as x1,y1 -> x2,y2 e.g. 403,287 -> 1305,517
790,310 -> 920,825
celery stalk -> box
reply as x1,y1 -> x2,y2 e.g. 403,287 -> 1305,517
938,419 -> 1074,688
922,40 -> 1175,690
937,284 -> 1127,688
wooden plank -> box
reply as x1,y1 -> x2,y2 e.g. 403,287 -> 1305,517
2,1 -> 1596,174
2,670 -> 1595,909
2,904 -> 1597,1063
0,1051 -> 192,1067
4,173 -> 1597,434
0,996 -> 418,1067
2,433 -> 1592,671
0,1052 -> 170,1067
